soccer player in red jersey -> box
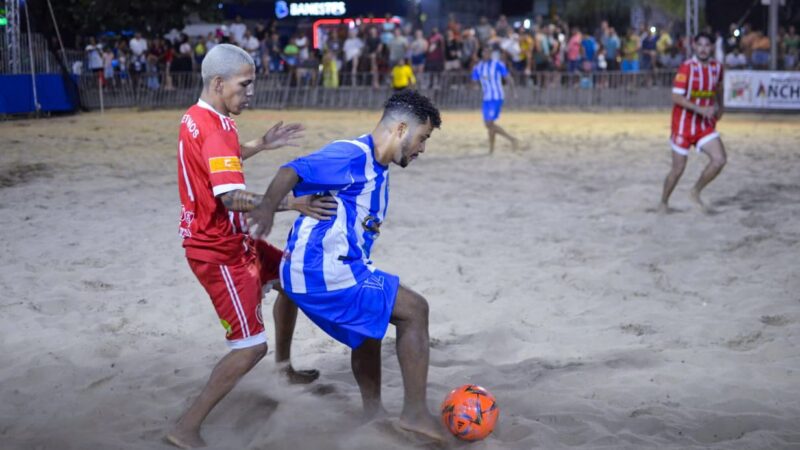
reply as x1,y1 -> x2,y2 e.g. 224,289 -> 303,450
660,32 -> 727,214
168,44 -> 336,449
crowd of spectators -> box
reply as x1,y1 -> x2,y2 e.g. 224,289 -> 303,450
76,13 -> 800,90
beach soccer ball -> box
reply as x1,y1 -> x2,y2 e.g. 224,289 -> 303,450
440,384 -> 499,441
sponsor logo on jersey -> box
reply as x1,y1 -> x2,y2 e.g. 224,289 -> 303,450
209,156 -> 242,173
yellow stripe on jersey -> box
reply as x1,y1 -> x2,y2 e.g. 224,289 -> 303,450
691,90 -> 716,98
209,156 -> 242,173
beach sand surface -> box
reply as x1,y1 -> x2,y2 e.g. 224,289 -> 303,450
1,110 -> 799,449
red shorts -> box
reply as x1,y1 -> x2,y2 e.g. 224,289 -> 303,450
187,240 -> 283,349
670,127 -> 720,155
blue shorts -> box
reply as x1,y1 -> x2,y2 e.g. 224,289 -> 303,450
621,60 -> 639,73
287,270 -> 400,349
482,99 -> 503,122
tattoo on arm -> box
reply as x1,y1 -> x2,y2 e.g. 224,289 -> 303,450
220,190 -> 263,212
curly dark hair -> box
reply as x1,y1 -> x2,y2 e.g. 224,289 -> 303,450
382,90 -> 442,129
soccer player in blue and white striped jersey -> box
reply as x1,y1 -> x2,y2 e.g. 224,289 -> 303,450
472,47 -> 519,154
249,90 -> 446,442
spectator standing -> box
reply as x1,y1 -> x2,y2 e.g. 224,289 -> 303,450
603,27 -> 620,71
640,27 -> 657,71
322,49 -> 340,88
194,38 -> 207,66
85,37 -> 104,75
621,28 -> 641,72
444,29 -> 461,71
447,14 -> 462,40
460,28 -> 478,70
381,12 -> 397,45
581,30 -> 597,72
364,27 -> 383,88
567,28 -> 583,73
426,27 -> 445,75
387,28 -> 409,68
751,31 -> 770,69
241,30 -> 261,67
102,45 -> 115,86
410,29 -> 428,73
656,28 -> 673,68
343,29 -> 364,85
130,32 -> 148,81
475,16 -> 493,47
533,26 -> 552,71
229,16 -> 247,46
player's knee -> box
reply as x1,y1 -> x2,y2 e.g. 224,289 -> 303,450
410,293 -> 430,322
245,343 -> 269,363
713,155 -> 727,169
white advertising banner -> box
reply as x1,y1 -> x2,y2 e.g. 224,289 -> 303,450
724,70 -> 800,110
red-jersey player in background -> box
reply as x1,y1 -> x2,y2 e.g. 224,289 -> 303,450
168,44 -> 336,449
660,32 -> 728,214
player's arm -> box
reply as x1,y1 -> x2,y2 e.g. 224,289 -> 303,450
240,121 -> 305,160
248,167 -> 301,239
715,69 -> 725,120
220,188 -> 336,217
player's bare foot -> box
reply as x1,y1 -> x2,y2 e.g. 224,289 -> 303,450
279,364 -> 320,384
398,412 -> 447,444
165,427 -> 206,449
656,202 -> 671,214
362,404 -> 390,422
511,137 -> 520,151
689,188 -> 712,214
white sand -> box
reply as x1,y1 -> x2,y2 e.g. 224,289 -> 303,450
1,110 -> 799,449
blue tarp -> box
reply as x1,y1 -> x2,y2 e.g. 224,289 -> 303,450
0,74 -> 77,115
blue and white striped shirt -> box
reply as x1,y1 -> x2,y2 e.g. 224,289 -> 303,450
280,135 -> 390,294
472,60 -> 509,101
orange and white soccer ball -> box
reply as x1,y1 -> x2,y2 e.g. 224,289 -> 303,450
440,384 -> 499,441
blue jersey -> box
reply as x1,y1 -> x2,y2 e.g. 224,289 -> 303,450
281,135 -> 390,294
472,60 -> 509,101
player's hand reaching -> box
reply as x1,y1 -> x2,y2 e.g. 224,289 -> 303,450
247,204 -> 275,240
290,194 -> 338,220
258,121 -> 305,151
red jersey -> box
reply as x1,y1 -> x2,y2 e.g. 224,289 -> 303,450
671,57 -> 724,136
178,99 -> 251,264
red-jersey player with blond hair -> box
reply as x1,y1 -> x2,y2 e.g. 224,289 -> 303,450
659,32 -> 727,214
168,44 -> 336,449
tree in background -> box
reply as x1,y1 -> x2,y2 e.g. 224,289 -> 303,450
27,0 -> 227,46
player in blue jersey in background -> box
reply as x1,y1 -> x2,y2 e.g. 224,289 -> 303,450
248,90 -> 445,442
472,47 -> 519,154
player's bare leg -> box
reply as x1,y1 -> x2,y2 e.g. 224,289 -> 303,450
389,285 -> 445,442
486,122 -> 497,154
486,121 -> 519,153
166,344 -> 267,449
273,290 -> 320,384
691,138 -> 727,213
351,338 -> 387,418
659,151 -> 688,213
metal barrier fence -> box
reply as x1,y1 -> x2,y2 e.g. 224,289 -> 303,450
77,69 -> 678,111
0,32 -> 64,75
